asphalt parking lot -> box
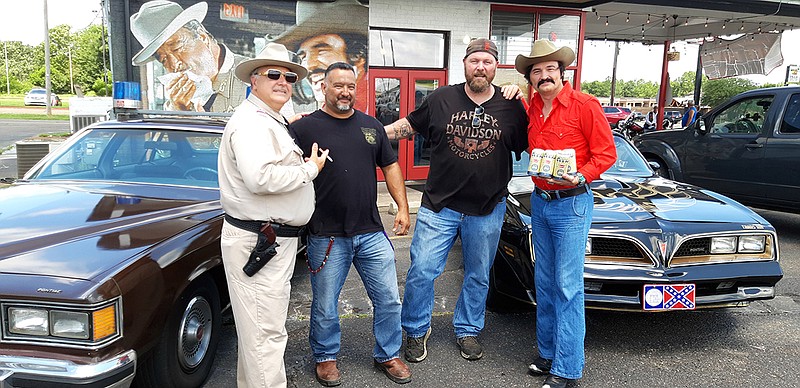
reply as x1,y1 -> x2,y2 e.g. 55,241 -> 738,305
205,208 -> 800,388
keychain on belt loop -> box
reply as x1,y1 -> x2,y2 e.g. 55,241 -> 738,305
308,236 -> 334,274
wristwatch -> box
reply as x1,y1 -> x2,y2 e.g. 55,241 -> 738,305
575,172 -> 586,186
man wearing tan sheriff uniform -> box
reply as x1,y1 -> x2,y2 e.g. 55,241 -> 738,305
218,42 -> 329,387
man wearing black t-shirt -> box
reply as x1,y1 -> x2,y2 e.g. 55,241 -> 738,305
385,39 -> 528,362
290,62 -> 412,386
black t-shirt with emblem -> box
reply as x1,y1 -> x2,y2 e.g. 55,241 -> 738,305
290,109 -> 397,237
407,83 -> 528,216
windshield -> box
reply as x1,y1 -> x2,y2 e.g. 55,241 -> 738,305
512,135 -> 652,178
28,128 -> 221,188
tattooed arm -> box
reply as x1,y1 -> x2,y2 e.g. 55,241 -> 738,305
385,118 -> 415,140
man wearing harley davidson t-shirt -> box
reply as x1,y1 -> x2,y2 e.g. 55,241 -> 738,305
385,38 -> 527,364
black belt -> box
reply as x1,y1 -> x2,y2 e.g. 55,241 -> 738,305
534,185 -> 588,201
224,214 -> 306,237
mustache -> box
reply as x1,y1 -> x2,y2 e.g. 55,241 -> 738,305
537,78 -> 555,87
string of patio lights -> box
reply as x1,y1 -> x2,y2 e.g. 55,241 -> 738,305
591,9 -> 795,44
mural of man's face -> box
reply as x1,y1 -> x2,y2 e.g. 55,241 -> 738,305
154,26 -> 218,80
297,34 -> 349,74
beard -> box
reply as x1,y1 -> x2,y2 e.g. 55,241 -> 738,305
334,102 -> 352,112
467,75 -> 490,93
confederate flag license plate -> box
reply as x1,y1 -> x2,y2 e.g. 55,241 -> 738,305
643,284 -> 696,311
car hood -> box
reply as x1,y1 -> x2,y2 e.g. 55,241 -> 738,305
508,175 -> 762,224
0,182 -> 221,280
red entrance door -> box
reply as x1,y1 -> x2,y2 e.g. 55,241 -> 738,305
370,68 -> 447,180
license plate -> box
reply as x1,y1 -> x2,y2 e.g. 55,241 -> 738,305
643,284 -> 696,311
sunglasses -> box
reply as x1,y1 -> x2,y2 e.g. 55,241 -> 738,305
471,106 -> 485,128
254,69 -> 299,84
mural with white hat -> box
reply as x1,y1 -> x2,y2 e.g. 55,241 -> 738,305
127,0 -> 368,114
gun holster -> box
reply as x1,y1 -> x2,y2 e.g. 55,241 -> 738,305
242,223 -> 280,277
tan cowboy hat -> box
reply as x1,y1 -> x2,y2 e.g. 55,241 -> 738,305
269,0 -> 368,48
130,0 -> 208,66
234,43 -> 309,85
514,39 -> 576,75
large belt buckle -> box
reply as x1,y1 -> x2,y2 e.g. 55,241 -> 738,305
538,189 -> 552,201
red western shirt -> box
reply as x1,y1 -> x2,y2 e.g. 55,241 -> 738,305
527,81 -> 617,191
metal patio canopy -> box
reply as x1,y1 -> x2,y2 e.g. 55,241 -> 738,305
490,0 -> 800,127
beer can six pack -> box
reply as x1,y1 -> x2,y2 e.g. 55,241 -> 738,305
528,148 -> 577,179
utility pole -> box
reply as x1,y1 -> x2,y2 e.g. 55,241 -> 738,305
101,0 -> 109,95
44,0 -> 52,116
68,45 -> 74,94
609,41 -> 620,106
4,41 -> 9,94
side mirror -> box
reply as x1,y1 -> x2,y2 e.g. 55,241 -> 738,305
648,161 -> 661,171
696,117 -> 708,135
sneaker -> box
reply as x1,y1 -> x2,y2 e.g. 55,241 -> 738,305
404,327 -> 431,362
456,335 -> 483,360
528,356 -> 552,376
541,374 -> 574,388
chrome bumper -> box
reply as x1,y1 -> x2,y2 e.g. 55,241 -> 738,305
585,286 -> 775,311
0,350 -> 135,388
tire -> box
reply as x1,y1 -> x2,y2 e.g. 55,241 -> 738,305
135,276 -> 222,388
647,157 -> 670,179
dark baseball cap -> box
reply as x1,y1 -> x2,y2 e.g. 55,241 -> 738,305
464,38 -> 498,60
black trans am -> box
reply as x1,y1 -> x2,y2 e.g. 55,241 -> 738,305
489,133 -> 783,312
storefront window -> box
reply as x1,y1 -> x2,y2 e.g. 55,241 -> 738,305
369,29 -> 447,68
490,8 -> 581,68
538,14 -> 580,67
491,11 -> 535,65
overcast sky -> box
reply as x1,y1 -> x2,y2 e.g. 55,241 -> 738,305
3,0 -> 797,85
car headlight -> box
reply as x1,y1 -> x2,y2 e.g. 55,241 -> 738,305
738,235 -> 766,253
51,310 -> 90,339
710,235 -> 767,254
9,308 -> 49,336
3,299 -> 120,347
710,236 -> 737,253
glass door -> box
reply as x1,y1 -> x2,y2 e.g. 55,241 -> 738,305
370,68 -> 446,180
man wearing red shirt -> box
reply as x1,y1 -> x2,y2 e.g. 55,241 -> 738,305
515,39 -> 616,388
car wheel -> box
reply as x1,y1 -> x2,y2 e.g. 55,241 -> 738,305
135,276 -> 222,388
647,157 -> 670,179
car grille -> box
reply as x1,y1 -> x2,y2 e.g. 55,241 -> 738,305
586,237 -> 652,266
674,238 -> 710,256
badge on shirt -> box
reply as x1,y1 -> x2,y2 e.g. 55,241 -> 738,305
361,127 -> 377,144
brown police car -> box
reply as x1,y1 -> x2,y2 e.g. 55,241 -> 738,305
0,115 -> 229,387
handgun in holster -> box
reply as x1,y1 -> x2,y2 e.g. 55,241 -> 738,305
243,223 -> 280,277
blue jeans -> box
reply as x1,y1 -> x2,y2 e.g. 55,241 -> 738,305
530,189 -> 593,380
308,231 -> 402,363
401,199 -> 506,339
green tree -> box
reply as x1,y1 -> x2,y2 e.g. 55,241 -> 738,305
73,24 -> 109,95
582,79 -> 611,98
701,77 -> 759,107
671,71 -> 696,98
3,41 -> 40,92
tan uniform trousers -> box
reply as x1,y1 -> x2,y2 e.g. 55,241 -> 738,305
221,220 -> 299,388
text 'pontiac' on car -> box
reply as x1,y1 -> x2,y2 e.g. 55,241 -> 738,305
489,133 -> 783,313
0,115 -> 231,387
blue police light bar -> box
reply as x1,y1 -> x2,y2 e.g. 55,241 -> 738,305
113,81 -> 142,109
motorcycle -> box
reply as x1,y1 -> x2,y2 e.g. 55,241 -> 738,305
615,115 -> 646,140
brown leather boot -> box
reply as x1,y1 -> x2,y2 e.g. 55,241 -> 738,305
374,358 -> 412,384
315,360 -> 341,387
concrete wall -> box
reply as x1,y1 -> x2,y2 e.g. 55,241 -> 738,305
370,0 -> 492,85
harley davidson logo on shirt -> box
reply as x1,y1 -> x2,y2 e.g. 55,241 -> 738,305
446,110 -> 502,160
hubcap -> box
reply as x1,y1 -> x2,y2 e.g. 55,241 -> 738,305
178,296 -> 213,369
